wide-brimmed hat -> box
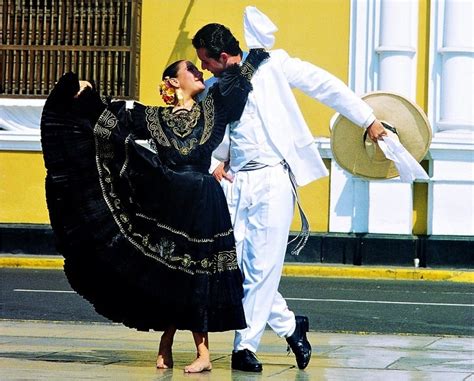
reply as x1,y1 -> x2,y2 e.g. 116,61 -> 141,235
330,91 -> 432,180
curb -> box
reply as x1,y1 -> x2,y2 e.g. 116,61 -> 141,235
0,256 -> 64,270
283,264 -> 474,283
1,255 -> 473,283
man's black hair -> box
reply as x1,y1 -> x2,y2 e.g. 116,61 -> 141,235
192,23 -> 242,60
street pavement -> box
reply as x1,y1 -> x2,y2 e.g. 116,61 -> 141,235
0,255 -> 473,380
1,319 -> 472,380
2,268 -> 473,336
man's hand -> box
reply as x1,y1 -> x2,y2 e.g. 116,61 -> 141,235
365,119 -> 387,142
212,162 -> 233,182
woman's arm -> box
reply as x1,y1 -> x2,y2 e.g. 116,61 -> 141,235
201,49 -> 269,151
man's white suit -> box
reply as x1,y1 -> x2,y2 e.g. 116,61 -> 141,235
212,48 -> 375,353
212,49 -> 374,185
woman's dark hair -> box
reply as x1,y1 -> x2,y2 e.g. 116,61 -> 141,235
192,23 -> 242,60
162,60 -> 184,80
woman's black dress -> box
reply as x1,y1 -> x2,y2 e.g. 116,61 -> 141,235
40,51 -> 268,332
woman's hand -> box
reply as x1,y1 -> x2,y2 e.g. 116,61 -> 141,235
74,81 -> 93,98
212,162 -> 233,182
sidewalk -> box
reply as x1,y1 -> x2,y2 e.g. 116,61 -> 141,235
0,319 -> 472,380
1,254 -> 473,283
1,255 -> 473,379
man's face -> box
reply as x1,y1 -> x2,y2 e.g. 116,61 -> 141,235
196,47 -> 226,77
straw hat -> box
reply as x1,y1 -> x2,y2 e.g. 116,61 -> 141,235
330,91 -> 432,179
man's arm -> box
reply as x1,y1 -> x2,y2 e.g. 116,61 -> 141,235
279,50 -> 375,129
209,124 -> 233,182
278,50 -> 389,142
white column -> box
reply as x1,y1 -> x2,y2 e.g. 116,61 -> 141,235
367,0 -> 419,234
438,0 -> 473,132
377,0 -> 417,96
329,0 -> 419,234
428,0 -> 474,236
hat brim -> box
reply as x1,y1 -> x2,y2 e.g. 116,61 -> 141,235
330,91 -> 432,180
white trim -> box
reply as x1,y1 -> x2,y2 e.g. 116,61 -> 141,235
0,132 -> 42,151
0,98 -> 46,106
0,99 -> 136,151
375,46 -> 416,53
0,99 -> 44,150
314,137 -> 332,159
438,47 -> 474,54
429,132 -> 474,157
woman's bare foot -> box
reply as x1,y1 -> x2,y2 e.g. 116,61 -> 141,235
156,349 -> 173,369
184,356 -> 212,373
156,327 -> 176,369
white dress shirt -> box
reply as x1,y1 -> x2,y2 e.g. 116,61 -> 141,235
228,91 -> 283,173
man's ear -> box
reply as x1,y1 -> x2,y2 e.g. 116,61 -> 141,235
219,52 -> 230,64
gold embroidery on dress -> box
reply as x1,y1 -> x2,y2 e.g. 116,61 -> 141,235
95,110 -> 116,139
136,212 -> 233,242
157,237 -> 176,258
145,107 -> 171,146
200,95 -> 215,145
240,61 -> 255,81
93,109 -> 238,274
171,138 -> 198,156
119,134 -> 133,178
217,251 -> 238,272
161,105 -> 200,138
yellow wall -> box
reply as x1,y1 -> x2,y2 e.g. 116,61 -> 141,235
140,0 -> 350,232
0,151 -> 49,223
1,0 -> 430,235
140,0 -> 350,138
1,0 -> 348,230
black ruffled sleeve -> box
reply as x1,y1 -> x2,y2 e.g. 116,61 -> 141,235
43,72 -> 80,113
43,72 -> 108,129
72,87 -> 108,126
214,48 -> 270,122
200,49 -> 269,152
129,102 -> 153,140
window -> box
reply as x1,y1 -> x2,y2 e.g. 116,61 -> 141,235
0,0 -> 141,99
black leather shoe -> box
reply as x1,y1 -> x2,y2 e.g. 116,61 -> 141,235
231,349 -> 263,372
286,315 -> 312,369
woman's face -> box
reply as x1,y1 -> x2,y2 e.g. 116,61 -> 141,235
176,61 -> 205,97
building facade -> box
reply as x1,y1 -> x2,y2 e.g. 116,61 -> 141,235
0,0 -> 472,266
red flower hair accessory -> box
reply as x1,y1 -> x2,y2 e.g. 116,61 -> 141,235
159,77 -> 176,105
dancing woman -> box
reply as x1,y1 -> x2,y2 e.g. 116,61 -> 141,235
40,49 -> 268,373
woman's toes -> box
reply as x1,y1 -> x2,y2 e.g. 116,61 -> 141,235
184,358 -> 212,373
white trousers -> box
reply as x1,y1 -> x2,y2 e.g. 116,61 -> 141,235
221,164 -> 296,353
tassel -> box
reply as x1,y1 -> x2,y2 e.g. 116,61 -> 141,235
283,161 -> 310,256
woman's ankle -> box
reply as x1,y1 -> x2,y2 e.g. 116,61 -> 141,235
156,327 -> 176,369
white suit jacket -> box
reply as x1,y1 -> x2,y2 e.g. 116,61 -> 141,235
212,49 -> 375,187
